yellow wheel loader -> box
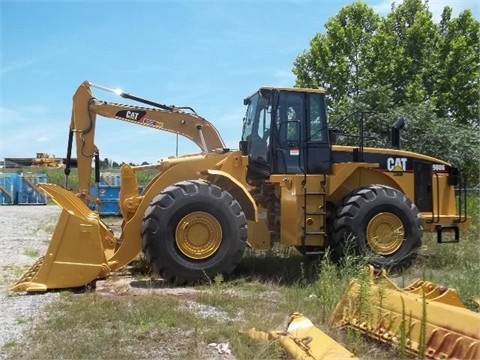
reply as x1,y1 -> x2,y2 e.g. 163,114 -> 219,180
11,81 -> 471,292
31,153 -> 65,168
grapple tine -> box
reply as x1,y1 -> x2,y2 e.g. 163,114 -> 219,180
332,269 -> 480,359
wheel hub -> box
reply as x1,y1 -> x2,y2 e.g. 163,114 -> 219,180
366,212 -> 404,255
175,211 -> 222,259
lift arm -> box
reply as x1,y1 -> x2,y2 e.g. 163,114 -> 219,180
68,81 -> 226,198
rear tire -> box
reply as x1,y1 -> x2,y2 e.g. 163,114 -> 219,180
141,180 -> 247,285
331,185 -> 422,268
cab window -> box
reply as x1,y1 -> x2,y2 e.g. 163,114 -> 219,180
308,93 -> 327,142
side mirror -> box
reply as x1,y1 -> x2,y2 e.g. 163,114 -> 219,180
329,127 -> 341,144
239,140 -> 248,155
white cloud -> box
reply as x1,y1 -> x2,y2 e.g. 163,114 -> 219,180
0,59 -> 39,76
0,105 -> 49,124
1,50 -> 67,76
0,104 -> 65,160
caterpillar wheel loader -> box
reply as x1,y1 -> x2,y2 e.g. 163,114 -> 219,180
11,81 -> 471,292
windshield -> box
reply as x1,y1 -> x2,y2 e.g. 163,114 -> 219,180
241,92 -> 271,162
242,94 -> 256,141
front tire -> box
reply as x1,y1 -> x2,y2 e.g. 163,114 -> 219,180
141,180 -> 247,284
331,185 -> 423,268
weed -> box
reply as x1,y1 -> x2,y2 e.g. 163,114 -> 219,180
417,289 -> 427,359
59,290 -> 71,298
399,297 -> 407,358
28,214 -> 58,235
311,255 -> 340,323
129,255 -> 153,278
2,340 -> 17,350
16,316 -> 33,325
23,248 -> 39,258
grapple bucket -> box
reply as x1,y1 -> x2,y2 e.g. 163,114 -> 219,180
332,268 -> 480,359
10,184 -> 117,292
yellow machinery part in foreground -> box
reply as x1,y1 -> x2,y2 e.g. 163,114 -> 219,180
331,268 -> 480,359
242,312 -> 358,360
10,184 -> 116,292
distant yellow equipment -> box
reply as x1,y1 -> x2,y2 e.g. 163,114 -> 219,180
31,153 -> 64,168
10,81 -> 471,292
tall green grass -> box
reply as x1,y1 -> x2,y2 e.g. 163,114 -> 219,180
402,196 -> 480,309
2,167 -> 158,189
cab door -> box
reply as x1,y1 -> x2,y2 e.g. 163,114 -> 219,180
273,92 -> 304,174
305,93 -> 331,174
272,91 -> 331,174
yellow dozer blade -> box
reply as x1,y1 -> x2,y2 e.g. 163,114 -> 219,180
242,312 -> 358,360
332,268 -> 480,360
10,184 -> 117,292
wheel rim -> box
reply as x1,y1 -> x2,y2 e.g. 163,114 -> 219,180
366,212 -> 404,255
175,211 -> 222,260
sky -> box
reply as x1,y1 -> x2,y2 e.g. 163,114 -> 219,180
1,0 -> 479,165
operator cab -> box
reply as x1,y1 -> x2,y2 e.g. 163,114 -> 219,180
241,87 -> 331,183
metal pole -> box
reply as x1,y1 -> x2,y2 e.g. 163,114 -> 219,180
176,133 -> 179,156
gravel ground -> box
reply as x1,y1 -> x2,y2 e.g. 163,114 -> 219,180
0,205 -> 237,359
0,205 -> 61,359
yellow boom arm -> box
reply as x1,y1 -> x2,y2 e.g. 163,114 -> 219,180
10,81 -> 235,292
70,81 -> 225,198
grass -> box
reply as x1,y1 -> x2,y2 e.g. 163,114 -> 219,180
28,213 -> 59,235
22,249 -> 39,258
0,265 -> 30,288
3,187 -> 478,359
4,251 -> 397,359
2,167 -> 158,189
396,196 -> 480,309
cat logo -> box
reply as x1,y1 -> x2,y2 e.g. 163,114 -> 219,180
125,110 -> 141,121
115,110 -> 146,122
387,157 -> 407,172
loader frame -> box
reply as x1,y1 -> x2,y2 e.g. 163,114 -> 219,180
10,81 -> 471,292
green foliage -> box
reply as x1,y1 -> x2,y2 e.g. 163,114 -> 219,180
22,249 -> 39,258
294,2 -> 381,104
436,7 -> 480,127
293,0 -> 479,184
331,102 -> 480,184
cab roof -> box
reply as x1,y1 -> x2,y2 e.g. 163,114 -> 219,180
244,86 -> 326,104
258,86 -> 326,94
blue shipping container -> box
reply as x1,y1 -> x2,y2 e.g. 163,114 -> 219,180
17,173 -> 47,205
0,173 -> 17,204
100,173 -> 121,186
89,183 -> 144,217
98,199 -> 120,216
89,185 -> 121,216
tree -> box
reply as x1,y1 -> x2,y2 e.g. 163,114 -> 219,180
292,0 -> 479,184
369,0 -> 439,106
101,157 -> 111,169
435,8 -> 480,127
294,2 -> 380,110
